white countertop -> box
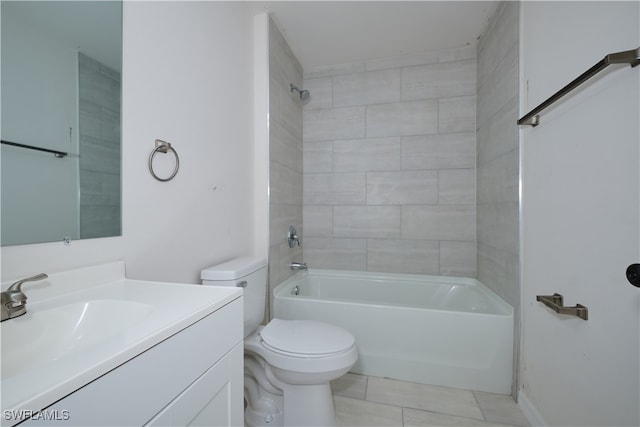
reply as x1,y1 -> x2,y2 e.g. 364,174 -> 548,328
0,262 -> 242,420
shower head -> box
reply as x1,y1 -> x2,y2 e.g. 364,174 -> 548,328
290,84 -> 310,102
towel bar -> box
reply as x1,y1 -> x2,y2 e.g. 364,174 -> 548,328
536,293 -> 588,320
518,47 -> 640,127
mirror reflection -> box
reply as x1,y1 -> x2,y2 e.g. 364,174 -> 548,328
1,1 -> 122,246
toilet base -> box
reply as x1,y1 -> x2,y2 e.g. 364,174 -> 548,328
244,382 -> 336,427
245,406 -> 284,427
281,383 -> 336,427
244,352 -> 339,427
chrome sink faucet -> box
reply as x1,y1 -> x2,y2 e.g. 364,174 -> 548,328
1,273 -> 48,321
289,262 -> 308,271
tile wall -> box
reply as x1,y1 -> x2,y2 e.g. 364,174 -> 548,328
476,1 -> 520,397
303,47 -> 477,276
268,18 -> 304,291
476,1 -> 520,307
78,53 -> 121,239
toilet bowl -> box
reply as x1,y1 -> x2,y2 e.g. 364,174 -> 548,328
201,257 -> 358,427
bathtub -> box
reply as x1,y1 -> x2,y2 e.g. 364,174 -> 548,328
273,269 -> 513,394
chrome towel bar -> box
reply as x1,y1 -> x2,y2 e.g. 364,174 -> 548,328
518,47 -> 640,127
536,293 -> 588,320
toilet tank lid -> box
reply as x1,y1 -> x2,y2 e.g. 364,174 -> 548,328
201,256 -> 266,280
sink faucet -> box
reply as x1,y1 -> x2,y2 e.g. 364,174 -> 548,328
289,262 -> 308,271
1,273 -> 48,321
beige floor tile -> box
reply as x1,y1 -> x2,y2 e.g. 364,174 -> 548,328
332,373 -> 368,400
366,376 -> 484,420
334,395 -> 403,427
473,391 -> 530,427
404,407 -> 516,427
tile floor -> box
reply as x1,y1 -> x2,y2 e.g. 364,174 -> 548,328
330,374 -> 530,427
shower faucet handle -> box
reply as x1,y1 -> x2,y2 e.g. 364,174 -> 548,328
287,226 -> 301,248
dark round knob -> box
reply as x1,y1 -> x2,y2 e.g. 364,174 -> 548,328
626,264 -> 640,288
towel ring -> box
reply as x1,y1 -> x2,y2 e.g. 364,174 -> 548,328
149,139 -> 180,182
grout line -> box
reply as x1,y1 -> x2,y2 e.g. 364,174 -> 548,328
336,374 -> 526,426
364,374 -> 369,401
472,390 -> 488,422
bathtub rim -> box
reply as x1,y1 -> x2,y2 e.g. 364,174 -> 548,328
274,269 -> 514,317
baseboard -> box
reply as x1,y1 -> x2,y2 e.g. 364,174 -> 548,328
518,390 -> 547,427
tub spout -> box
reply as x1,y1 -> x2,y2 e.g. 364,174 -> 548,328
289,262 -> 307,271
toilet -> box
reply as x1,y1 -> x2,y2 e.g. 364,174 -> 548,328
201,257 -> 357,427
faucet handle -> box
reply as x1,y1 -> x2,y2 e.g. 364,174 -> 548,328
1,273 -> 47,321
8,273 -> 48,292
287,226 -> 301,248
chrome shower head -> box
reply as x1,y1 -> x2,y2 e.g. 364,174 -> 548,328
290,84 -> 310,101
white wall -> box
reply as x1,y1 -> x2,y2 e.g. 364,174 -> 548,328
2,2 -> 260,284
121,1 -> 256,284
520,2 -> 639,425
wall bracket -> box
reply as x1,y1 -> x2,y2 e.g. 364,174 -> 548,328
536,293 -> 588,320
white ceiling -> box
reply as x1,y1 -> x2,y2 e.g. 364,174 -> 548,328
251,1 -> 500,71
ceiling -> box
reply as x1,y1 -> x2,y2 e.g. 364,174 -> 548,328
251,1 -> 500,71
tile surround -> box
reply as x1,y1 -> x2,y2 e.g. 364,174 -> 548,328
303,106 -> 366,142
401,59 -> 476,100
333,137 -> 402,172
333,68 -> 401,107
366,170 -> 438,205
366,100 -> 439,137
268,19 -> 303,293
333,205 -> 401,239
303,46 -> 477,277
476,2 -> 520,308
476,1 -> 520,398
401,132 -> 476,170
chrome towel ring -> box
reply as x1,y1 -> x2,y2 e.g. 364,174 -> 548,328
149,139 -> 180,182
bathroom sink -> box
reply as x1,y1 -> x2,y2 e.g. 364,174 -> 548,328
1,299 -> 153,379
0,261 -> 243,420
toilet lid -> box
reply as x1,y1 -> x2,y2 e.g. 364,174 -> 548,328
260,319 -> 355,356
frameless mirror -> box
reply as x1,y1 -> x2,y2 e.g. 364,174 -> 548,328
1,1 -> 122,246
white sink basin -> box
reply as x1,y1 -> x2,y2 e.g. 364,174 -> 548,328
1,299 -> 153,379
0,261 -> 242,422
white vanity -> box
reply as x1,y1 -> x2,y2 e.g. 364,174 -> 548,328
0,262 -> 243,426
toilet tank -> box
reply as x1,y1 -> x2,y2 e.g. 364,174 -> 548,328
201,257 -> 266,338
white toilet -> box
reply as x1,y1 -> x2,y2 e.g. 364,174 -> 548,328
201,257 -> 358,427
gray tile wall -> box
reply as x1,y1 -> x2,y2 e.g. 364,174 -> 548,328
268,19 -> 304,291
476,1 -> 520,309
78,53 -> 121,239
476,1 -> 520,397
303,47 -> 477,276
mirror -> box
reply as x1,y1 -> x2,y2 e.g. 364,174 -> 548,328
1,1 -> 122,246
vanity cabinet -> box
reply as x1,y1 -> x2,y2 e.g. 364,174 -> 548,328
21,297 -> 243,427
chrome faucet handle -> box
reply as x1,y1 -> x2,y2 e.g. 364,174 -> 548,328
1,273 -> 48,321
8,273 -> 48,292
287,226 -> 301,248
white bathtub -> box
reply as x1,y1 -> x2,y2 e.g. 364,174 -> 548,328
273,269 -> 513,394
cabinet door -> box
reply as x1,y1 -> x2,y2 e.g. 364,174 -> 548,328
146,343 -> 243,427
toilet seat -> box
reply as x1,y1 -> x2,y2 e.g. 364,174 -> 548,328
245,320 -> 358,375
260,319 -> 355,357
